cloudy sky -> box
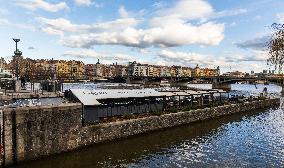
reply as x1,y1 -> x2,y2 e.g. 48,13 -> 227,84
0,0 -> 284,73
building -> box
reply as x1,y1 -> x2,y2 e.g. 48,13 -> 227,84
119,65 -> 128,77
94,59 -> 105,77
192,64 -> 201,77
181,67 -> 192,77
152,66 -> 161,77
128,61 -> 148,77
160,66 -> 171,77
85,64 -> 95,80
203,67 -> 219,76
230,71 -> 245,77
0,68 -> 13,78
175,66 -> 183,77
147,65 -> 154,77
5,57 -> 221,80
67,60 -> 85,79
192,64 -> 219,77
55,60 -> 70,79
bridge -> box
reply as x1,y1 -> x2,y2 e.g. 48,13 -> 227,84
108,76 -> 284,91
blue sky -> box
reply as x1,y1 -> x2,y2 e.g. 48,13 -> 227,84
1,0 -> 284,73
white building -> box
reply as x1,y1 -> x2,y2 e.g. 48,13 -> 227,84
160,66 -> 171,77
129,61 -> 148,77
0,68 -> 13,78
94,59 -> 105,77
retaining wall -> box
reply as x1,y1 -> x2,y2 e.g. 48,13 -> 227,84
1,98 -> 280,166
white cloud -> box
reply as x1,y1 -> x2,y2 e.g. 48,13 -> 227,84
37,17 -> 92,33
0,9 -> 9,16
62,50 -> 135,61
74,0 -> 92,6
59,22 -> 224,48
0,17 -> 36,31
152,1 -> 166,9
0,18 -> 10,25
277,13 -> 284,23
0,9 -> 10,26
158,50 -> 218,67
119,6 -> 129,18
73,0 -> 103,7
145,22 -> 224,47
152,1 -> 247,24
249,63 -> 263,70
15,0 -> 68,12
37,17 -> 139,35
229,22 -> 237,27
235,35 -> 269,50
157,49 -> 268,69
156,0 -> 213,21
224,51 -> 268,62
253,15 -> 262,20
213,8 -> 247,19
41,27 -> 64,36
37,0 -> 225,49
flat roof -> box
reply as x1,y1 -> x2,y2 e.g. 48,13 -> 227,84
70,89 -> 165,105
70,89 -> 228,106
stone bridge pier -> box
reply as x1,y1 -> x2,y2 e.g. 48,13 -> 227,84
267,78 -> 284,93
212,78 -> 231,91
212,82 -> 231,91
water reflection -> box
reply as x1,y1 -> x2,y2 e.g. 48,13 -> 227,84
132,106 -> 284,168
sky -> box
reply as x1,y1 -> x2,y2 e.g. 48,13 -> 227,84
1,0 -> 284,73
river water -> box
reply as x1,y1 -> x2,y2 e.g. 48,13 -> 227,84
12,84 -> 284,168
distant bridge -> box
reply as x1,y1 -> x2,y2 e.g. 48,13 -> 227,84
108,76 -> 284,91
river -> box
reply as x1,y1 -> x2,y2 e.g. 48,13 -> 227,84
12,84 -> 284,168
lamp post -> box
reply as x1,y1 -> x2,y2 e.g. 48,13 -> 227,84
12,38 -> 22,80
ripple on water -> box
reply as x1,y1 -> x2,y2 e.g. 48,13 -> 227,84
126,104 -> 284,168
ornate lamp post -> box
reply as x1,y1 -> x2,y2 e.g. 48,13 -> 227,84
13,38 -> 22,80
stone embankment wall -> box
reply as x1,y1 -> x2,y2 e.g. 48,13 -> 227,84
0,91 -> 61,101
1,98 -> 280,166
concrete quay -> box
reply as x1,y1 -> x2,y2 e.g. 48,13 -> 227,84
0,91 -> 62,101
0,98 -> 280,166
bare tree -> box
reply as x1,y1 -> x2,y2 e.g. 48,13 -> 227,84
267,23 -> 284,73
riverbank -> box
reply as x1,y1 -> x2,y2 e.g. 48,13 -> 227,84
1,98 -> 280,167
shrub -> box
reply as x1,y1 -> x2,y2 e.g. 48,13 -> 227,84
169,107 -> 178,113
182,106 -> 191,111
151,110 -> 162,116
124,113 -> 134,119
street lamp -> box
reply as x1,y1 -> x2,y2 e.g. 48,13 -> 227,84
13,39 -> 20,50
13,38 -> 22,80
